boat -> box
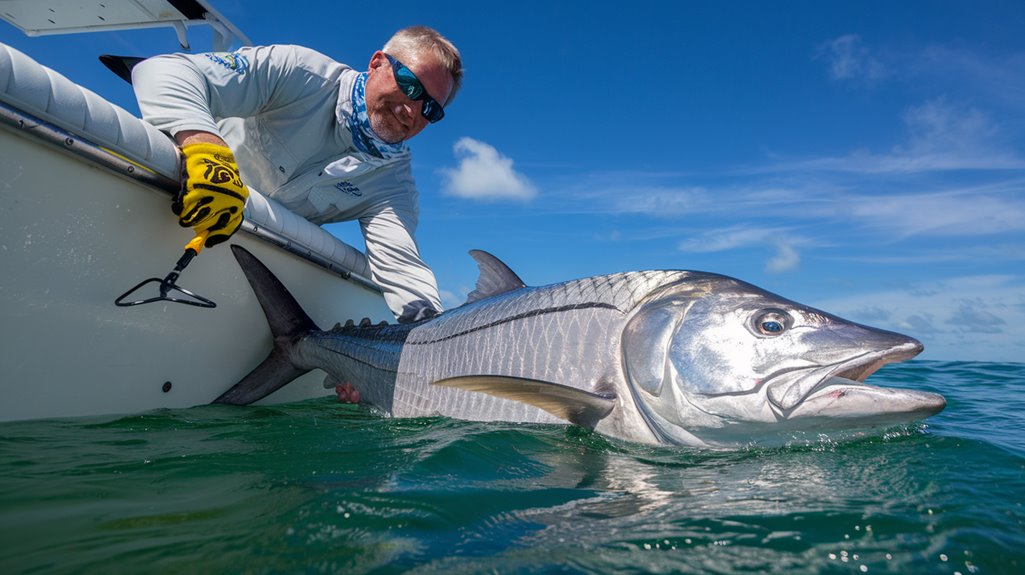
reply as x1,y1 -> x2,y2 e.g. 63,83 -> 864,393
0,1 -> 393,422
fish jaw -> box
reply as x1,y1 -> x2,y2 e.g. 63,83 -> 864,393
756,333 -> 945,427
786,376 -> 946,427
764,335 -> 927,416
676,335 -> 942,446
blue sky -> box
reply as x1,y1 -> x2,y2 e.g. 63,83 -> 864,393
3,1 -> 1024,363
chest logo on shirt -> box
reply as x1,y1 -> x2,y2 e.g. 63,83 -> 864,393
204,52 -> 249,75
334,181 -> 362,197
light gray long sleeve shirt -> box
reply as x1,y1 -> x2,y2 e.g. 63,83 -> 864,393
132,44 -> 442,321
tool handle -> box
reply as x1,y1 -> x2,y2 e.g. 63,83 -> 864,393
172,231 -> 209,273
184,232 -> 208,256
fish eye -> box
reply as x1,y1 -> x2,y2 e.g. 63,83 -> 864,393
752,309 -> 791,336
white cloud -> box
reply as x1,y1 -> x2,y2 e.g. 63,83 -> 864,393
816,35 -> 1025,112
766,242 -> 800,274
547,177 -> 710,218
844,188 -> 1025,238
901,99 -> 997,154
678,227 -> 783,252
812,275 -> 1025,362
441,137 -> 537,201
807,35 -> 1025,174
549,162 -> 1025,252
757,99 -> 1025,175
911,45 -> 1025,111
816,34 -> 887,84
881,97 -> 1024,172
678,227 -> 802,274
609,187 -> 707,217
946,301 -> 1007,334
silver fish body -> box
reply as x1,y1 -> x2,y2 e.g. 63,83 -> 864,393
218,246 -> 945,448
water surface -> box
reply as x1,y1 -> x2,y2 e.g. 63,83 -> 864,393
2,360 -> 1023,574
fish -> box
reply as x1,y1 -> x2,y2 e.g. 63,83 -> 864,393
215,245 -> 946,448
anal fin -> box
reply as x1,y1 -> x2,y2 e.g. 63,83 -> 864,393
432,375 -> 616,429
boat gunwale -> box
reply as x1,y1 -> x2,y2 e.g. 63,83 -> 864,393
0,99 -> 382,293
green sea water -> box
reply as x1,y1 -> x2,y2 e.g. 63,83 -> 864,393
2,360 -> 1023,574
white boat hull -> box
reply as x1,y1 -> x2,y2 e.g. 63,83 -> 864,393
0,46 -> 392,422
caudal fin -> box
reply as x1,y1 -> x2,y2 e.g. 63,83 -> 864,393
213,245 -> 318,405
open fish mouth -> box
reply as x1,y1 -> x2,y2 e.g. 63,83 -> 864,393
764,338 -> 943,420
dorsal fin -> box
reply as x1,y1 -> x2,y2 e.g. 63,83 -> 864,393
465,249 -> 527,304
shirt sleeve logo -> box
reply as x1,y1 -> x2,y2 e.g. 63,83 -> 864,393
204,52 -> 249,75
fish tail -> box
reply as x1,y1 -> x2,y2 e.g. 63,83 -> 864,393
212,245 -> 319,405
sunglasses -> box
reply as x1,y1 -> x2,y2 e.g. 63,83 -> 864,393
384,53 -> 445,123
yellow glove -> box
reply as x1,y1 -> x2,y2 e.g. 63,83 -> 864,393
173,143 -> 249,248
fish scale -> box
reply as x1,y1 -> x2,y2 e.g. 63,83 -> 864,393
391,272 -> 690,421
295,271 -> 690,422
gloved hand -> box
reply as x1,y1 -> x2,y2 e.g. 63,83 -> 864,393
173,142 -> 249,249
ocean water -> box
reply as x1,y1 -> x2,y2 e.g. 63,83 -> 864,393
1,360 -> 1023,574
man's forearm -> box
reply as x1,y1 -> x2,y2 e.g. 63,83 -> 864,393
175,130 -> 228,148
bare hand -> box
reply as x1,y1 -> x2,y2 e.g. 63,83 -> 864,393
335,383 -> 361,404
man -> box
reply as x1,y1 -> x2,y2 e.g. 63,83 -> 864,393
132,26 -> 462,323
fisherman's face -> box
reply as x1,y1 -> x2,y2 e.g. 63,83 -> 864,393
364,50 -> 453,143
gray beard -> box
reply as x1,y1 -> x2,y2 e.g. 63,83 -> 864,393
368,112 -> 405,145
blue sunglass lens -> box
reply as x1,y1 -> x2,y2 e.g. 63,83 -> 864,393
421,101 -> 444,123
394,68 -> 424,99
386,54 -> 445,123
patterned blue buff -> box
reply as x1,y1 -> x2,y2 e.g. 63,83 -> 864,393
347,72 -> 408,159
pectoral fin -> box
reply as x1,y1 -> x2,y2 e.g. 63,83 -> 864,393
432,375 -> 616,429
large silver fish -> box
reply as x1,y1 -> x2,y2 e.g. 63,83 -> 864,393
216,245 -> 945,448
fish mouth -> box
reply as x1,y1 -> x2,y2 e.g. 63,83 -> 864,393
764,337 -> 943,422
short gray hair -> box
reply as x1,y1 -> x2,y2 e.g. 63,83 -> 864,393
383,26 -> 463,105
